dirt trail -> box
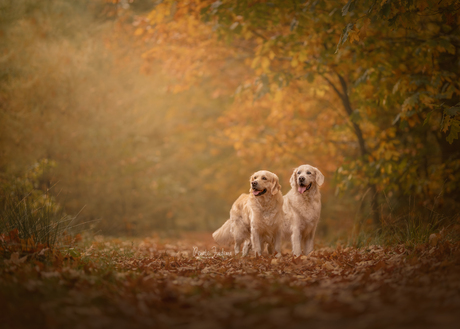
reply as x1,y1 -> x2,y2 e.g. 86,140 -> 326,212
1,233 -> 459,329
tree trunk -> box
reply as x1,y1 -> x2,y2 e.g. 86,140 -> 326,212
323,72 -> 381,226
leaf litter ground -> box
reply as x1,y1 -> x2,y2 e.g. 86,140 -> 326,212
1,232 -> 459,329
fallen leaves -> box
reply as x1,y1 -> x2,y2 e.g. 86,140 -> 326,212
4,252 -> 27,265
1,234 -> 459,329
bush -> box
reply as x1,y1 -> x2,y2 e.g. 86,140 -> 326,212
0,160 -> 78,253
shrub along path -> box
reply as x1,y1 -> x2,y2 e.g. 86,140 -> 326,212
1,232 -> 459,329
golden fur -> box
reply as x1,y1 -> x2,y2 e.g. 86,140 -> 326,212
212,170 -> 283,256
281,164 -> 324,256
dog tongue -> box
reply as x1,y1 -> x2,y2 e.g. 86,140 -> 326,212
253,190 -> 261,196
298,186 -> 307,194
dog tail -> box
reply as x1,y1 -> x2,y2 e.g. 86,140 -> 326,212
212,219 -> 233,247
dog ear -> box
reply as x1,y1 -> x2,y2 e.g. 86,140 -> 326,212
290,168 -> 297,188
313,167 -> 324,186
271,174 -> 281,195
249,174 -> 254,193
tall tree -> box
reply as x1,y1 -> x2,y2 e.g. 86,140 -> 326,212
132,0 -> 460,224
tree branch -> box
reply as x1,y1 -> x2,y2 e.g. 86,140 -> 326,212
322,72 -> 368,156
322,75 -> 345,101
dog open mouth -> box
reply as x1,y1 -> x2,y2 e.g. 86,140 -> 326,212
298,182 -> 312,194
253,188 -> 267,196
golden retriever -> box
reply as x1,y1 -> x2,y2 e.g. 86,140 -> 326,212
212,170 -> 283,256
282,164 -> 324,256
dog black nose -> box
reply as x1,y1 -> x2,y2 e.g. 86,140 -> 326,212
251,181 -> 257,187
299,177 -> 305,182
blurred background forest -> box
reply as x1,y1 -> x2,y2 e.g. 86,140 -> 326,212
1,0 -> 459,242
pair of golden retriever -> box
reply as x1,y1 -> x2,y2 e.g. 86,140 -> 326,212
212,164 -> 324,257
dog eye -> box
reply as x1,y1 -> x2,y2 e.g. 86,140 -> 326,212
297,171 -> 301,175
262,177 -> 267,180
307,171 -> 311,175
254,176 -> 257,179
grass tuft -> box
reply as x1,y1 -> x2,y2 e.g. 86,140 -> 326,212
0,160 -> 79,253
348,208 -> 458,248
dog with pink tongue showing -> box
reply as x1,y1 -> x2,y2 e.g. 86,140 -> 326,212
281,164 -> 324,257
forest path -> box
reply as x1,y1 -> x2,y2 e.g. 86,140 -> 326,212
1,233 -> 459,329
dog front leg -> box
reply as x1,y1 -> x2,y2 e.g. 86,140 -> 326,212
273,231 -> 282,257
251,228 -> 263,256
234,240 -> 241,255
304,224 -> 317,255
242,239 -> 251,256
250,211 -> 263,256
266,242 -> 273,255
291,228 -> 302,256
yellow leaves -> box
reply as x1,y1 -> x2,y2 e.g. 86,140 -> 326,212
384,150 -> 394,161
348,25 -> 360,43
273,89 -> 284,103
298,50 -> 307,63
372,138 -> 400,162
442,115 -> 453,133
251,56 -> 260,69
243,30 -> 253,40
386,128 -> 396,138
261,57 -> 270,70
127,0 -> 460,209
419,94 -> 435,109
134,28 -> 144,36
402,93 -> 419,112
147,3 -> 171,25
187,15 -> 202,37
314,88 -> 325,97
251,56 -> 271,72
399,63 -> 408,71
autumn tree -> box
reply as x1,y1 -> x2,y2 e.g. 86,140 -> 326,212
132,0 -> 460,225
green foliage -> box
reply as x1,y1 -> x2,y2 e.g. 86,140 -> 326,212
0,160 -> 75,252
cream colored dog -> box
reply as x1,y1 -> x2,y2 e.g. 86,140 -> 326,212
282,164 -> 324,256
212,170 -> 283,256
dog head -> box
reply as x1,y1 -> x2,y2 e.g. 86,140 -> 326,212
249,170 -> 281,197
290,164 -> 324,194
